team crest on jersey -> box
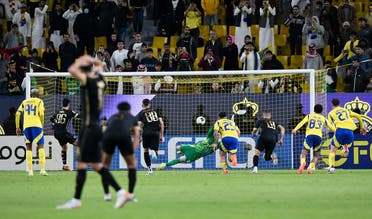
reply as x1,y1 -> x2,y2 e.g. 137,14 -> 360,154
232,97 -> 259,116
344,97 -> 372,132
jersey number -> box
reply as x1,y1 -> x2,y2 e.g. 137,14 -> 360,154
336,111 -> 348,121
56,114 -> 67,124
266,121 -> 276,130
309,119 -> 322,129
145,112 -> 158,123
223,122 -> 235,131
26,104 -> 37,116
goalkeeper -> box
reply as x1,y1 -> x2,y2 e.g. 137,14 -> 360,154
157,127 -> 220,170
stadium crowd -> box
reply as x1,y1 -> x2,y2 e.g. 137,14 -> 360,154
0,0 -> 371,96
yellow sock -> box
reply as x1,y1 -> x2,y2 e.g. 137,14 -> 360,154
300,158 -> 306,165
26,150 -> 33,171
38,148 -> 46,169
308,162 -> 315,169
329,152 -> 335,167
221,162 -> 227,170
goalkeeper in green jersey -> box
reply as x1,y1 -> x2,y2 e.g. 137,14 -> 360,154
157,127 -> 220,170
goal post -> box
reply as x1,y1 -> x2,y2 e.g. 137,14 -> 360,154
25,69 -> 326,170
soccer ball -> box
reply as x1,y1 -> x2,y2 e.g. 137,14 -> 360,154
196,116 -> 206,125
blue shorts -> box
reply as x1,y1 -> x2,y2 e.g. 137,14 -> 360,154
303,135 -> 322,152
219,136 -> 238,153
23,127 -> 44,145
331,128 -> 354,148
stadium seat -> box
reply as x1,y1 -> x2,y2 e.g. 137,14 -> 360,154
199,25 -> 211,40
279,24 -> 289,35
325,56 -> 335,65
290,55 -> 304,69
213,25 -> 227,38
170,35 -> 178,49
323,45 -> 331,56
228,26 -> 236,36
250,24 -> 259,39
353,2 -> 363,13
302,45 -> 307,54
277,44 -> 291,56
94,36 -> 107,50
275,34 -> 287,47
152,36 -> 168,49
197,47 -> 205,57
276,55 -> 289,68
274,25 -> 279,35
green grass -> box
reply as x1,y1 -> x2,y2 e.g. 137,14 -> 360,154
1,170 -> 372,219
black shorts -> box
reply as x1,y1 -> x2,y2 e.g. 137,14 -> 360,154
54,132 -> 76,146
78,126 -> 102,163
102,134 -> 134,157
255,136 -> 277,155
142,132 -> 160,151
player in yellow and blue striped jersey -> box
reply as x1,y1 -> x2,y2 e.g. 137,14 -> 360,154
327,99 -> 366,174
16,89 -> 47,176
292,104 -> 335,174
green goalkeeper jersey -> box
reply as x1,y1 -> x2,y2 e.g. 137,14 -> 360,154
192,127 -> 218,157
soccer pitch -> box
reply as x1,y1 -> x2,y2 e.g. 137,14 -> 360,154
1,170 -> 372,219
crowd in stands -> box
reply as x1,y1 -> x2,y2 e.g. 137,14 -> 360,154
0,0 -> 371,96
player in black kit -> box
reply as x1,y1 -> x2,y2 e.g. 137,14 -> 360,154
50,98 -> 79,171
101,102 -> 140,203
251,110 -> 285,174
136,99 -> 164,175
57,55 -> 127,209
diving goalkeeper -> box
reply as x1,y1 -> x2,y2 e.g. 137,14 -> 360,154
157,127 -> 220,170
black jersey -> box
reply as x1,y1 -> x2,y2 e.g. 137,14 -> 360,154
254,119 -> 279,140
136,108 -> 161,134
105,112 -> 138,137
80,72 -> 106,127
51,108 -> 78,133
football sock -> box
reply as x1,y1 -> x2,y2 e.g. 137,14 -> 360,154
166,158 -> 180,166
26,150 -> 33,171
38,148 -> 46,169
98,167 -> 121,192
253,155 -> 259,167
144,152 -> 151,168
101,175 -> 109,194
300,158 -> 306,165
74,169 -> 87,199
221,162 -> 227,170
128,168 -> 136,193
264,153 -> 272,161
61,150 -> 67,165
308,162 -> 315,169
329,152 -> 335,167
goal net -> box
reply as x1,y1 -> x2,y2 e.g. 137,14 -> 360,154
25,69 -> 326,171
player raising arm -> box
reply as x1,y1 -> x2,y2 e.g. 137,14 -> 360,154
50,98 -> 79,171
327,98 -> 366,174
251,110 -> 285,174
213,112 -> 240,174
292,104 -> 335,174
157,126 -> 220,170
16,89 -> 47,176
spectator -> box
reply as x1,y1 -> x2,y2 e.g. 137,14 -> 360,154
176,48 -> 193,71
96,52 -> 109,72
175,0 -> 188,35
128,32 -> 143,54
303,16 -> 325,56
49,2 -> 68,49
4,23 -> 24,49
159,43 -> 177,71
0,0 -> 21,32
334,31 -> 359,64
339,21 -> 354,46
239,34 -> 252,56
31,0 -> 48,49
348,44 -> 371,74
259,0 -> 275,52
107,33 -> 118,55
345,58 -> 369,92
337,0 -> 356,30
12,4 -> 31,46
209,82 -> 225,93
261,50 -> 284,70
126,50 -> 139,70
0,54 -> 8,94
204,29 -> 223,61
6,59 -> 23,85
28,49 -> 43,71
240,41 -> 260,71
176,26 -> 198,61
95,0 -> 117,39
303,43 -> 323,71
192,104 -> 211,134
291,0 -> 308,16
198,47 -> 221,71
324,60 -> 337,92
223,35 -> 239,70
73,7 -> 97,56
2,107 -> 17,135
7,77 -> 22,95
277,76 -> 302,93
110,40 -> 128,70
124,59 -> 135,72
132,64 -> 150,94
288,103 -> 306,134
285,5 -> 305,55
158,0 -> 174,37
319,0 -> 339,56
59,34 -> 77,72
234,0 -> 255,53
184,2 -> 202,40
154,75 -> 177,94
131,0 -> 147,33
141,48 -> 158,72
63,3 -> 81,46
136,43 -> 148,62
357,17 -> 372,48
201,0 -> 219,27
114,0 -> 130,42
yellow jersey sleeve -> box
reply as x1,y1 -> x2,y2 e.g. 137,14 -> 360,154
293,115 -> 310,132
349,111 -> 364,129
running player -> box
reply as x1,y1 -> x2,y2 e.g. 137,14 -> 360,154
136,98 -> 164,175
50,98 -> 79,171
101,102 -> 140,204
213,112 -> 240,174
327,98 -> 366,174
16,89 -> 47,176
251,110 -> 285,174
157,126 -> 220,170
292,104 -> 335,174
57,55 -> 126,209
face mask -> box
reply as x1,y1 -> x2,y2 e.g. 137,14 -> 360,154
83,8 -> 89,14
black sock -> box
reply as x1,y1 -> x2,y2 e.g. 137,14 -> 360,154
74,169 -> 87,199
98,167 -> 121,192
144,152 -> 151,168
253,155 -> 259,167
128,168 -> 136,194
101,174 -> 109,194
264,153 -> 272,161
61,150 -> 67,165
